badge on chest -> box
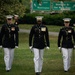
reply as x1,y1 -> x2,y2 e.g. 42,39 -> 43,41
41,27 -> 46,31
16,22 -> 18,24
11,27 -> 15,31
68,30 -> 72,33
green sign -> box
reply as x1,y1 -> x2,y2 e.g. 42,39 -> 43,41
52,1 -> 75,11
32,0 -> 50,10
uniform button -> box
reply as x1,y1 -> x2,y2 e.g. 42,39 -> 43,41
39,35 -> 40,38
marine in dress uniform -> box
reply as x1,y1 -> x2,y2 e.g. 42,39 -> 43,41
0,15 -> 19,72
58,18 -> 75,72
14,15 -> 19,31
29,16 -> 50,75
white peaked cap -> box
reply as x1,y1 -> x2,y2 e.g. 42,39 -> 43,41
35,16 -> 43,21
63,18 -> 71,22
14,15 -> 19,17
6,15 -> 13,19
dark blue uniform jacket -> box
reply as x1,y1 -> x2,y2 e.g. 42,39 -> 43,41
58,26 -> 75,48
29,24 -> 50,49
0,24 -> 19,48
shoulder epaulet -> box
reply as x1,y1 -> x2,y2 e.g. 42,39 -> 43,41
69,26 -> 74,29
3,23 -> 7,25
60,27 -> 63,29
2,24 -> 7,27
72,26 -> 74,28
31,25 -> 35,28
42,24 -> 46,27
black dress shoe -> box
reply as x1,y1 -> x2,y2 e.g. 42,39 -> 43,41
6,70 -> 10,72
64,70 -> 68,72
36,72 -> 40,75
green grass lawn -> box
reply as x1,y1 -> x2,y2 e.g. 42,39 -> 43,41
0,33 -> 75,75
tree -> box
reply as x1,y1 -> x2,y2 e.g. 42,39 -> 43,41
19,0 -> 22,3
0,0 -> 25,23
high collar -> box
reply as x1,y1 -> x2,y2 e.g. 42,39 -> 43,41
37,23 -> 42,26
64,26 -> 70,28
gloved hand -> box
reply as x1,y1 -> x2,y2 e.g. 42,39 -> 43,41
29,46 -> 33,52
15,46 -> 18,48
58,47 -> 61,52
29,46 -> 32,49
0,45 -> 2,48
74,45 -> 75,48
58,47 -> 61,50
46,46 -> 49,50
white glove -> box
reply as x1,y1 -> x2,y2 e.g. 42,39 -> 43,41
0,45 -> 2,48
58,47 -> 61,50
29,46 -> 32,49
46,46 -> 49,50
29,46 -> 33,52
74,45 -> 75,48
15,46 -> 18,48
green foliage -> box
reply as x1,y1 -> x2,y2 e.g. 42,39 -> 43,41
19,13 -> 75,25
22,0 -> 30,8
0,0 -> 25,23
19,0 -> 22,3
